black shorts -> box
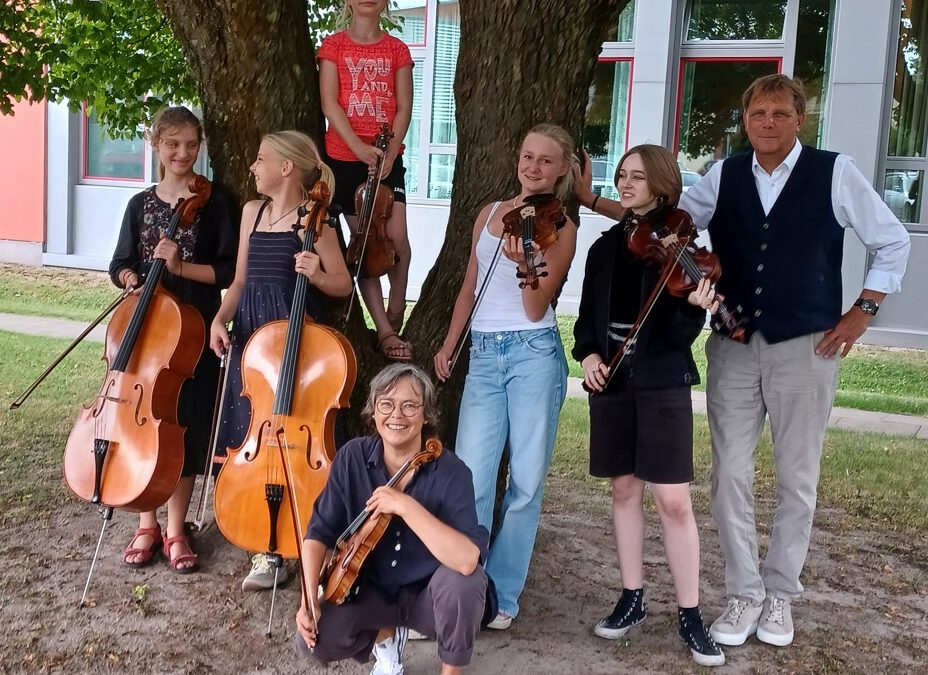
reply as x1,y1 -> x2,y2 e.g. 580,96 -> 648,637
327,155 -> 407,217
588,384 -> 694,484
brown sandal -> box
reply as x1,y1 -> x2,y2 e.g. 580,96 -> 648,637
163,533 -> 199,574
123,526 -> 163,568
377,332 -> 412,361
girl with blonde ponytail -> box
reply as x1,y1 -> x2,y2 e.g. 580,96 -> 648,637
208,130 -> 351,591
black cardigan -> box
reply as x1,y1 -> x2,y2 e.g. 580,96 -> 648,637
571,212 -> 707,391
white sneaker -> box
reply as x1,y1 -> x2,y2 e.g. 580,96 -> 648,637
756,595 -> 794,647
486,611 -> 513,630
371,626 -> 408,675
709,597 -> 763,646
241,553 -> 288,592
407,628 -> 429,641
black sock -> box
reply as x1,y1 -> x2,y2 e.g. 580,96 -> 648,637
678,605 -> 702,625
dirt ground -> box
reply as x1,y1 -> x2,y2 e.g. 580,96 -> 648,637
1,475 -> 926,675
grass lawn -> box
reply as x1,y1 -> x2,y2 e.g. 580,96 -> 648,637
2,263 -> 927,415
552,397 -> 928,535
3,331 -> 925,540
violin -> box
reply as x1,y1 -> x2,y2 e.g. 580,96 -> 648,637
321,437 -> 443,605
63,176 -> 211,511
626,208 -> 746,342
346,123 -> 398,280
213,181 -> 357,562
501,193 -> 566,289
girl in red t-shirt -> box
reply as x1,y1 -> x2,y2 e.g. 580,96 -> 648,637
318,0 -> 414,361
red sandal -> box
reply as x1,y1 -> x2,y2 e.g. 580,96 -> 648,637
162,532 -> 199,574
123,526 -> 163,568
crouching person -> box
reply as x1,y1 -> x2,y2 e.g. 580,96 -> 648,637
295,363 -> 489,674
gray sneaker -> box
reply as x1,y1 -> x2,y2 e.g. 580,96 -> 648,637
241,553 -> 288,592
756,595 -> 794,646
371,626 -> 408,675
709,597 -> 763,646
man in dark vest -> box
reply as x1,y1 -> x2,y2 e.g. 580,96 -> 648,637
677,74 -> 910,649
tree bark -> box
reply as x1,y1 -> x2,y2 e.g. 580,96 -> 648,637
155,0 -> 323,202
155,0 -> 380,431
405,0 -> 629,440
155,0 -> 628,438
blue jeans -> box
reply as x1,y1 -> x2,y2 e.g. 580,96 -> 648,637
454,327 -> 567,617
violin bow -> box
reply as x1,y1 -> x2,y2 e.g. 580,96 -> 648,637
9,286 -> 133,410
345,127 -> 393,321
446,216 -> 509,376
600,241 -> 687,392
192,346 -> 231,530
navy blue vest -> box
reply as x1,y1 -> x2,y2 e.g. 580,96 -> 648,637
707,147 -> 845,344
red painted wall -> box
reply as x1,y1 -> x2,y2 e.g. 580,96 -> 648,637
0,100 -> 46,242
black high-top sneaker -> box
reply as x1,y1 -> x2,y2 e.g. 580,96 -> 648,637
678,606 -> 726,667
593,588 -> 646,639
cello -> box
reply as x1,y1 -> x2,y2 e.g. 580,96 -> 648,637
213,181 -> 357,561
63,175 -> 211,512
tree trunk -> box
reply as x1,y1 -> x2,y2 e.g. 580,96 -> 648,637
156,0 -> 628,438
155,0 -> 323,201
155,0 -> 380,432
405,0 -> 629,441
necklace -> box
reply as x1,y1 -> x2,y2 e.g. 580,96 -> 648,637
264,202 -> 300,230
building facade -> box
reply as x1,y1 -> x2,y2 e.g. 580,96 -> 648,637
2,0 -> 926,347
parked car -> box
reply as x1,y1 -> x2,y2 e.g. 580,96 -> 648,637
883,170 -> 918,223
590,159 -> 615,198
681,170 -> 701,192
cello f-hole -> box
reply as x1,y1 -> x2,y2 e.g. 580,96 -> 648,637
132,383 -> 148,426
244,420 -> 271,461
299,423 -> 321,470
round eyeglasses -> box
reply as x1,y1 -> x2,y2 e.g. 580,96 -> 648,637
375,399 -> 424,417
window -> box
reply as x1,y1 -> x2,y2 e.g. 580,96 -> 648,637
404,58 -> 424,195
391,1 -> 427,46
888,0 -> 928,158
428,154 -> 455,200
793,0 -> 834,147
677,0 -> 834,170
83,108 -> 144,181
882,0 -> 928,225
426,0 -> 459,197
676,58 -> 780,172
686,0 -> 787,41
882,170 -> 921,223
430,1 -> 458,146
585,59 -> 632,200
603,0 -> 636,43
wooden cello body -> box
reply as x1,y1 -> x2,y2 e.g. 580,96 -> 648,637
214,183 -> 357,558
62,177 -> 210,511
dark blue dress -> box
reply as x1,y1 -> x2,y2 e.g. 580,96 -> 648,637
218,202 -> 322,451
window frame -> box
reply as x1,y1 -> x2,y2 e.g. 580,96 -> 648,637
673,55 -> 783,156
80,104 -> 148,186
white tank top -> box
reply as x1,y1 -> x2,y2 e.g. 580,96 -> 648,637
471,202 -> 556,333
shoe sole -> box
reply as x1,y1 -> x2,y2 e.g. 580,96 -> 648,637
691,649 -> 726,667
756,626 -> 794,647
709,619 -> 758,646
241,575 -> 288,592
593,616 -> 645,640
486,619 -> 512,630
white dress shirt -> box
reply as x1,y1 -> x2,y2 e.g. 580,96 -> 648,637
679,140 -> 911,294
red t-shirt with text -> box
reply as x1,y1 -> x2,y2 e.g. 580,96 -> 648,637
317,31 -> 413,161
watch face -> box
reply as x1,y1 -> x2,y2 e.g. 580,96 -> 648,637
856,299 -> 879,315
